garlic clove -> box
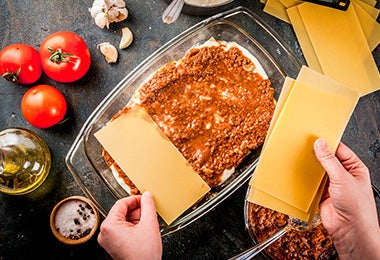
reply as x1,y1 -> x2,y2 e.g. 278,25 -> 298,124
89,6 -> 103,17
111,0 -> 126,8
119,27 -> 133,49
98,42 -> 118,63
115,8 -> 128,22
107,8 -> 119,20
94,13 -> 109,29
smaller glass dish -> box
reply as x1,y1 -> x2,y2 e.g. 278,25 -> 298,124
243,184 -> 380,259
66,6 -> 303,236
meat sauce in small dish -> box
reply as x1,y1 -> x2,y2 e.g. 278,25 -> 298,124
246,202 -> 338,260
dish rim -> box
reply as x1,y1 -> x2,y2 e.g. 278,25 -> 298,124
65,6 -> 303,236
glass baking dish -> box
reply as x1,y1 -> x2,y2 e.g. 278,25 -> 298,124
65,6 -> 303,236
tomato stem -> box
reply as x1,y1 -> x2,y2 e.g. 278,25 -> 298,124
1,68 -> 21,82
48,47 -> 78,63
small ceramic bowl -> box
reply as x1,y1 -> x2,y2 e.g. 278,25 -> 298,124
50,196 -> 100,245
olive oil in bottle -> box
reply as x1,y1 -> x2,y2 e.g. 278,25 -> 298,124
0,128 -> 51,195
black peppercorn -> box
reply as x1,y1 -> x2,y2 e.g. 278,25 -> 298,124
74,218 -> 80,225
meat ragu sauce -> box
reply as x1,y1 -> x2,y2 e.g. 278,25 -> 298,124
104,41 -> 275,194
248,203 -> 337,260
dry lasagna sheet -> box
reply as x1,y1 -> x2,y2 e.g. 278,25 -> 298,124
103,38 -> 276,195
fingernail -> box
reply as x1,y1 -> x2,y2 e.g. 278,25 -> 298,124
143,191 -> 153,198
314,138 -> 326,149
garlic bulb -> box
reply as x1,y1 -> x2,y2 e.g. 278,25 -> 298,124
89,0 -> 129,29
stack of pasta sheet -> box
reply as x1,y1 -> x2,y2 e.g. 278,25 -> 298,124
261,0 -> 380,96
248,66 -> 360,223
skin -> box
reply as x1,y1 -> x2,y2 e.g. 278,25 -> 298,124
97,191 -> 162,260
98,138 -> 380,259
314,138 -> 380,260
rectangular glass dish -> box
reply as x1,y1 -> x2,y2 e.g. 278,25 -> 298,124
65,6 -> 303,236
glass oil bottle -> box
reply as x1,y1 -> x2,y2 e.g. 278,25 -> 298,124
0,128 -> 51,195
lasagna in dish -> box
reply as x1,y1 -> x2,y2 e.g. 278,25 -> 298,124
103,39 -> 276,194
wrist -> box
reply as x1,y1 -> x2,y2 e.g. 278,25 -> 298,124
332,225 -> 380,260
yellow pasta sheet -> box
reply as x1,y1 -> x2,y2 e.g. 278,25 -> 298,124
249,66 -> 359,221
287,2 -> 380,96
95,106 -> 210,224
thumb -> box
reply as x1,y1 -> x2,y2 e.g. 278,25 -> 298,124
140,191 -> 159,225
313,138 -> 347,183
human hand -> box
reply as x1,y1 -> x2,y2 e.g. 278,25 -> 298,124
314,138 -> 380,259
97,191 -> 162,260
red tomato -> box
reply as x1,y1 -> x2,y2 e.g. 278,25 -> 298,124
0,44 -> 42,85
40,31 -> 91,83
21,84 -> 67,128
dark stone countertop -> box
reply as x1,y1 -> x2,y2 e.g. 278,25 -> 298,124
0,0 -> 379,259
